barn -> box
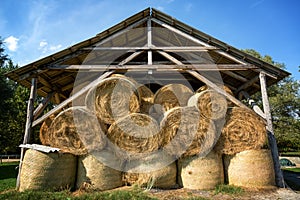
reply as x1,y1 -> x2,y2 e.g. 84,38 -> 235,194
6,8 -> 290,190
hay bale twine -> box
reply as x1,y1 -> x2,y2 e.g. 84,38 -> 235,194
214,107 -> 266,155
39,114 -> 55,146
85,77 -> 140,124
188,90 -> 227,120
178,150 -> 224,190
77,150 -> 123,191
47,106 -> 107,155
154,84 -> 193,114
160,106 -> 218,158
224,149 -> 275,188
107,113 -> 160,160
19,149 -> 76,192
123,153 -> 177,189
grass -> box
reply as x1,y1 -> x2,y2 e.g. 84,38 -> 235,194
282,168 -> 300,173
214,184 -> 244,195
0,187 -> 158,200
0,162 -> 18,192
280,152 -> 300,156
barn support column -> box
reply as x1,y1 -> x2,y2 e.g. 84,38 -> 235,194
259,72 -> 285,188
16,77 -> 37,190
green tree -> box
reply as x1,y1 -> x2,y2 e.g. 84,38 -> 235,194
243,49 -> 300,151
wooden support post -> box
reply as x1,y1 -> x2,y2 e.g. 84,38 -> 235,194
147,18 -> 152,65
33,93 -> 53,120
16,77 -> 37,190
259,72 -> 285,188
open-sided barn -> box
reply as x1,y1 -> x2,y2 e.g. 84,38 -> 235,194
6,8 -> 290,190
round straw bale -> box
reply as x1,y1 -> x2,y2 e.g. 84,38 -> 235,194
224,149 -> 275,188
188,90 -> 227,120
160,106 -> 218,158
197,84 -> 234,107
47,106 -> 107,155
107,113 -> 160,160
111,74 -> 154,114
85,77 -> 140,124
39,114 -> 55,146
19,149 -> 76,192
178,150 -> 224,190
214,107 -> 266,155
154,84 -> 193,114
123,153 -> 177,189
77,150 -> 123,191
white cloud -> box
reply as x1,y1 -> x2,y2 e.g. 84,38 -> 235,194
49,44 -> 62,51
4,36 -> 19,51
39,40 -> 48,47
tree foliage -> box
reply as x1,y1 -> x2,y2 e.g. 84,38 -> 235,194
243,49 -> 300,151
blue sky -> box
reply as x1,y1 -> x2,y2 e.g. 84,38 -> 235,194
0,0 -> 299,80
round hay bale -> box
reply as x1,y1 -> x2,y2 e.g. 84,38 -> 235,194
178,150 -> 224,190
123,153 -> 177,189
224,149 -> 275,188
154,84 -> 193,114
19,149 -> 76,192
111,74 -> 154,114
39,114 -> 55,146
188,90 -> 227,120
47,106 -> 107,155
107,113 -> 160,160
196,84 -> 234,107
159,106 -> 218,158
214,107 -> 267,155
77,150 -> 123,191
85,77 -> 140,124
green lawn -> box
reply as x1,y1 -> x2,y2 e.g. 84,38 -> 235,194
282,168 -> 300,173
280,152 -> 300,156
0,162 -> 18,192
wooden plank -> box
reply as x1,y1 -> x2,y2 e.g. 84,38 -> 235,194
33,93 -> 54,120
16,78 -> 37,190
187,70 -> 251,110
54,93 -> 61,104
32,71 -> 114,127
147,18 -> 152,65
259,72 -> 285,188
84,46 -> 217,51
236,75 -> 259,93
49,64 -> 257,71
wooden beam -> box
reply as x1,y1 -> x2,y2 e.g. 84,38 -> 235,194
54,93 -> 61,104
84,46 -> 217,51
32,71 -> 115,127
94,18 -> 148,47
16,78 -> 37,190
259,72 -> 285,188
33,93 -> 54,120
48,64 -> 257,71
236,75 -> 259,93
187,70 -> 251,110
147,18 -> 152,65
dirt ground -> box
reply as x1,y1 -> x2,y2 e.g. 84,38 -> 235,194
147,187 -> 300,200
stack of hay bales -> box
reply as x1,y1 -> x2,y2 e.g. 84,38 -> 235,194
19,73 -> 275,192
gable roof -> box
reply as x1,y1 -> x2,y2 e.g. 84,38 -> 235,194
6,8 -> 290,103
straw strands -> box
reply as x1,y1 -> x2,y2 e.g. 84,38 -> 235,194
123,153 -> 177,189
107,113 -> 160,159
47,106 -> 107,155
159,106 -> 218,158
77,151 -> 123,191
188,90 -> 227,120
215,107 -> 267,155
154,84 -> 193,114
39,114 -> 55,146
178,150 -> 224,190
85,77 -> 140,124
19,149 -> 76,192
224,149 -> 275,188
